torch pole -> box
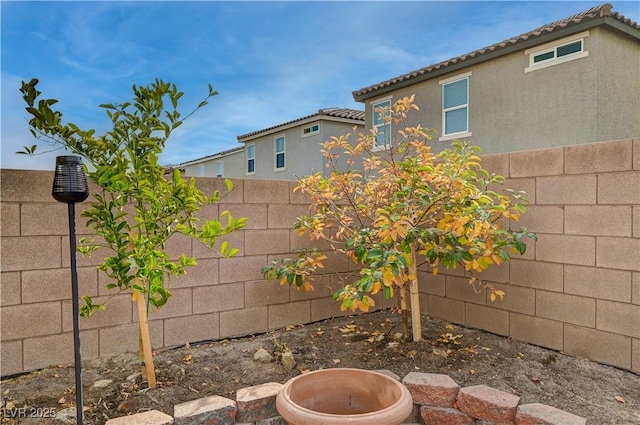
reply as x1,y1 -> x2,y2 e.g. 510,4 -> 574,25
67,202 -> 84,425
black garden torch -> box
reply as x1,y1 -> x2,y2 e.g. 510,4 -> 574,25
52,155 -> 89,425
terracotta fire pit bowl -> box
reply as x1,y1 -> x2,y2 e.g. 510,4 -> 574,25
276,368 -> 413,425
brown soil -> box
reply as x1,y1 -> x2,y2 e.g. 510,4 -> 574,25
2,310 -> 639,424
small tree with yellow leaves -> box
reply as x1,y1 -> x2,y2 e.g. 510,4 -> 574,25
263,96 -> 535,341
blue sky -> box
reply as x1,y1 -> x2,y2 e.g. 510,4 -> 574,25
2,1 -> 639,170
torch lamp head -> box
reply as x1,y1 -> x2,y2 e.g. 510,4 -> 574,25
52,155 -> 89,203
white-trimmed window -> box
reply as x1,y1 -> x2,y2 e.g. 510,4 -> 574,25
302,122 -> 320,137
440,72 -> 471,140
525,31 -> 589,73
197,164 -> 205,177
372,98 -> 391,147
275,135 -> 285,171
215,161 -> 223,178
246,143 -> 255,174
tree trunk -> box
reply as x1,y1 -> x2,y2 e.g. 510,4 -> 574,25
409,246 -> 422,341
399,286 -> 409,338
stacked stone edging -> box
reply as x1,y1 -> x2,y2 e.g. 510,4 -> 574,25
104,370 -> 586,425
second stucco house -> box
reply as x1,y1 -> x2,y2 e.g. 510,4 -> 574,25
352,3 -> 639,154
235,108 -> 364,181
181,108 -> 364,180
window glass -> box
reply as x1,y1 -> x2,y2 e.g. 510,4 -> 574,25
528,38 -> 584,70
275,136 -> 285,169
557,40 -> 582,57
373,99 -> 391,147
247,144 -> 255,173
443,79 -> 467,109
442,77 -> 469,135
533,51 -> 554,63
303,124 -> 320,135
445,109 -> 468,134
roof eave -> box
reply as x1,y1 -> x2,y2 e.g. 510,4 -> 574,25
353,16 -> 633,102
237,115 -> 364,143
178,147 -> 245,167
604,15 -> 640,40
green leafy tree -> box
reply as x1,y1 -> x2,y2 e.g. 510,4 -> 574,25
263,95 -> 535,341
19,78 -> 246,386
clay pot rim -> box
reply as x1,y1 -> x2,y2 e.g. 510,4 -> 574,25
278,368 -> 413,420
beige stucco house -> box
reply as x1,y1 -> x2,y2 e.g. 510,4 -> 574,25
180,146 -> 245,178
182,108 -> 364,180
352,3 -> 640,154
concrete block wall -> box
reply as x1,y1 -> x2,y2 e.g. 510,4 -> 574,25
1,138 -> 639,376
0,172 -> 349,376
416,138 -> 639,373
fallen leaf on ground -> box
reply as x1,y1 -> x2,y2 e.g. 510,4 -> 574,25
339,324 -> 357,333
615,395 -> 626,404
432,348 -> 449,358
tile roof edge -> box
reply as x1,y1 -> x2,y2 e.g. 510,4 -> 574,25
172,145 -> 245,167
352,3 -> 638,101
236,108 -> 364,141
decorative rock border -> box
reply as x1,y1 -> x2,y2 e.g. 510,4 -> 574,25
105,370 -> 586,425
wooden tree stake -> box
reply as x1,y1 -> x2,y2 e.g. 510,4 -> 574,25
409,246 -> 422,342
134,290 -> 156,388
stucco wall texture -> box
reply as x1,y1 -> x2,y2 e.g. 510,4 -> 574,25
1,138 -> 639,376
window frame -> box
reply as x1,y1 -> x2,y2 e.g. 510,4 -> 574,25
246,143 -> 255,175
274,134 -> 286,172
371,96 -> 392,149
525,31 -> 589,73
302,122 -> 320,138
439,72 -> 472,141
215,160 -> 223,178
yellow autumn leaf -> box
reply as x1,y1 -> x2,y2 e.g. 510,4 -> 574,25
371,281 -> 382,294
382,268 -> 395,286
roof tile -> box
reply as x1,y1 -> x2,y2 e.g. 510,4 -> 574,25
352,3 -> 639,100
237,107 -> 364,141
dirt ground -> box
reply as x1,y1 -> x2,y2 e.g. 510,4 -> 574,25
2,310 -> 639,424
